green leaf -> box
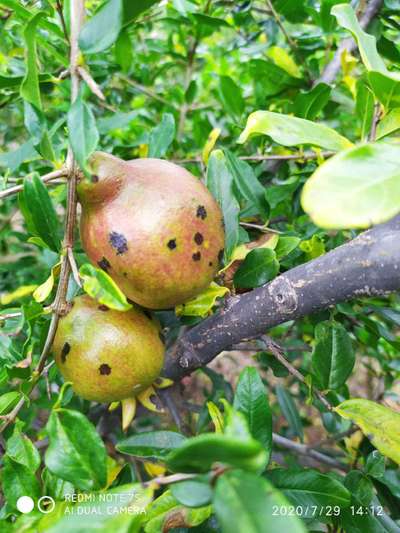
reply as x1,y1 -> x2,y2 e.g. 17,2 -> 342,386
376,108 -> 400,139
301,141 -> 400,229
206,150 -> 240,261
312,321 -> 355,390
238,111 -> 353,151
335,399 -> 400,465
6,424 -> 41,471
265,176 -> 299,209
214,471 -> 306,533
148,113 -> 175,158
79,0 -> 124,54
225,150 -> 269,221
175,282 -> 229,317
117,430 -> 187,460
2,456 -> 41,510
123,0 -> 160,26
166,432 -> 267,473
368,71 -> 400,109
219,76 -> 244,118
274,236 -> 300,259
0,391 -> 22,415
20,12 -> 45,109
115,29 -> 132,73
0,140 -> 38,172
22,174 -> 61,252
67,93 -> 99,173
355,80 -> 374,141
293,83 -> 331,120
45,408 -> 108,490
275,385 -> 304,441
171,479 -> 213,508
331,4 -> 387,74
23,102 -> 55,162
268,468 -> 351,515
249,59 -> 301,99
344,470 -> 374,506
79,263 -> 132,311
234,248 -> 279,289
233,367 -> 272,460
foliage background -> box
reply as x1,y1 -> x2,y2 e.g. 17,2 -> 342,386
0,0 -> 399,532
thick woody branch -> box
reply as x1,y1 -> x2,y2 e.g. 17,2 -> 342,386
164,215 -> 400,380
317,0 -> 383,85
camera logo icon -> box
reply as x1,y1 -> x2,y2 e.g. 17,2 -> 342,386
16,495 -> 55,514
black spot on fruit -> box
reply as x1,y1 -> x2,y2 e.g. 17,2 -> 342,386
91,175 -> 99,183
209,261 -> 213,267
109,232 -> 128,255
218,249 -> 224,262
123,272 -> 128,278
192,251 -> 201,261
167,239 -> 177,250
98,257 -> 111,272
196,205 -> 207,219
61,342 -> 70,363
99,363 -> 111,375
98,305 -> 109,311
194,232 -> 204,245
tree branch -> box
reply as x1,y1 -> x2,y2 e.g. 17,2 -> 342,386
0,0 -> 84,434
164,215 -> 400,380
0,169 -> 68,200
317,0 -> 383,85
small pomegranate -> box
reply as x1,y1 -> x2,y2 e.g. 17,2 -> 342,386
77,152 -> 225,309
52,295 -> 164,402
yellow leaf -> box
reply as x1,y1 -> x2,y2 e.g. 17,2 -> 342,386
144,461 -> 166,478
202,128 -> 221,164
137,386 -> 164,413
335,399 -> 400,465
0,285 -> 38,305
139,144 -> 148,158
220,234 -> 279,273
153,377 -> 174,389
105,456 -> 123,489
343,75 -> 357,98
267,46 -> 301,78
340,49 -> 357,77
175,282 -> 229,318
207,401 -> 224,433
121,397 -> 137,431
33,262 -> 61,303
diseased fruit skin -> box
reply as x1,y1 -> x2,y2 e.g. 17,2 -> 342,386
78,152 -> 225,309
53,295 -> 164,402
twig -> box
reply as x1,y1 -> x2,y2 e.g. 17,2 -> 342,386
265,0 -> 298,55
0,169 -> 68,200
120,75 -> 174,107
143,472 -> 197,487
318,0 -> 383,85
260,336 -> 333,411
172,151 -> 335,165
0,0 -> 85,434
368,102 -> 382,142
0,311 -> 23,321
272,433 -> 349,471
55,0 -> 69,43
77,66 -> 106,101
67,246 -> 82,287
240,222 -> 281,234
